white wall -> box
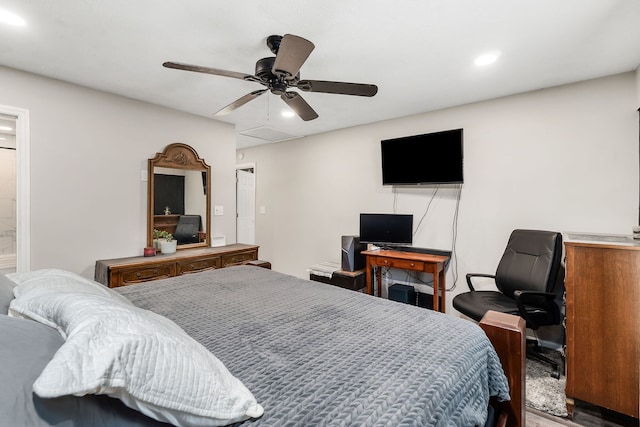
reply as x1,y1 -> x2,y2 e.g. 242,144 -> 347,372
238,72 -> 639,315
636,66 -> 640,107
0,66 -> 237,278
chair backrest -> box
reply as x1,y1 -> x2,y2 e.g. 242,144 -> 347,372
177,215 -> 201,228
174,215 -> 201,244
495,229 -> 563,299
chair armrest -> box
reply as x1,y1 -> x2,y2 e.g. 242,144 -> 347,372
513,290 -> 560,329
466,273 -> 495,292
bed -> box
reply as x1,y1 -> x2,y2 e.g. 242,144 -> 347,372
1,266 -> 519,427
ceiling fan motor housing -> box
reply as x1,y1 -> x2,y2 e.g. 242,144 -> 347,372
255,57 -> 276,80
255,56 -> 299,95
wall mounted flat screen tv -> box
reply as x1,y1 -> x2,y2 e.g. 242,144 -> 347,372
359,213 -> 413,247
381,128 -> 463,185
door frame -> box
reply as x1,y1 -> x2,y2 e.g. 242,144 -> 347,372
0,104 -> 30,272
236,162 -> 256,245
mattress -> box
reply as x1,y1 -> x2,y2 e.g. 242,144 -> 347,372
116,265 -> 510,426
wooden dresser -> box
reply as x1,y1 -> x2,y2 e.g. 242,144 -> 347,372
95,244 -> 259,288
564,234 -> 639,419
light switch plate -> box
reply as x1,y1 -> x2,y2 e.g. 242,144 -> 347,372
214,205 -> 224,216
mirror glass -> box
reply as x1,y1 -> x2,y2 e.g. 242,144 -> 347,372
147,143 -> 211,249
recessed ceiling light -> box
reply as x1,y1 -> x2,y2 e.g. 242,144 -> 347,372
0,126 -> 13,131
281,110 -> 295,118
0,137 -> 6,141
0,9 -> 26,26
474,51 -> 501,67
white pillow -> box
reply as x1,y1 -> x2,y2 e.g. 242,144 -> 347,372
10,268 -> 132,310
8,269 -> 132,335
10,290 -> 263,427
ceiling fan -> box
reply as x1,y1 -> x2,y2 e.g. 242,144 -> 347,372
163,34 -> 378,121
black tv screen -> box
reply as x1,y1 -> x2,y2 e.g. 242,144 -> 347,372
359,213 -> 413,247
381,128 -> 463,185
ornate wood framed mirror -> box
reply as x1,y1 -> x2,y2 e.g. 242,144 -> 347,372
147,143 -> 211,249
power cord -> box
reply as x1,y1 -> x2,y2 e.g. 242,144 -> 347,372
447,184 -> 462,291
413,185 -> 440,237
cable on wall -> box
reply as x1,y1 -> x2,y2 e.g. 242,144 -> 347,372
393,186 -> 398,213
413,185 -> 440,237
446,183 -> 463,291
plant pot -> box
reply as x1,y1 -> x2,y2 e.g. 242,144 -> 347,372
160,240 -> 177,254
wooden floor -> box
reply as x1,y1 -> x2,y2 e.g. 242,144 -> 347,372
526,406 -> 639,427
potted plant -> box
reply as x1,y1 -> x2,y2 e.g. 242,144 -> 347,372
154,229 -> 177,254
152,229 -> 165,250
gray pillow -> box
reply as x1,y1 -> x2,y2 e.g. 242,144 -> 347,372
0,274 -> 16,314
0,315 -> 159,426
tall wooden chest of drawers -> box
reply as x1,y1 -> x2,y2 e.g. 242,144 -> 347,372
564,235 -> 639,419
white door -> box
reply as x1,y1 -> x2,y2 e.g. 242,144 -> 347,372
236,168 -> 255,244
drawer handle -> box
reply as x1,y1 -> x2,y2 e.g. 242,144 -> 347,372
136,273 -> 141,278
383,259 -> 389,265
153,269 -> 158,275
409,262 -> 415,267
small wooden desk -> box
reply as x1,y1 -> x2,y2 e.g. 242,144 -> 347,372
362,249 -> 449,313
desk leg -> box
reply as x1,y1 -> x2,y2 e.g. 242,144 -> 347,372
439,267 -> 446,313
432,269 -> 440,312
365,257 -> 373,295
376,266 -> 383,298
431,264 -> 446,313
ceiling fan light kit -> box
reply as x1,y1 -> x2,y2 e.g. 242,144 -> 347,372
163,34 -> 378,121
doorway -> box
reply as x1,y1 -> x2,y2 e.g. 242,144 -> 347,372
0,105 -> 30,273
236,164 -> 256,244
0,115 -> 16,273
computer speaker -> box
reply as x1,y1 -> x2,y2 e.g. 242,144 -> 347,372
341,235 -> 366,271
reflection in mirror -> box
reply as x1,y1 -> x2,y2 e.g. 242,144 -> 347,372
147,144 -> 211,250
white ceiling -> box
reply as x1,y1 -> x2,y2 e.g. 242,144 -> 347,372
1,1 -> 639,148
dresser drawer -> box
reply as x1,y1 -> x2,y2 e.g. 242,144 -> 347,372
176,256 -> 221,275
116,263 -> 176,287
222,250 -> 257,266
377,257 -> 424,271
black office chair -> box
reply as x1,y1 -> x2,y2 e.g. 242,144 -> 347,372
174,215 -> 202,245
452,229 -> 563,378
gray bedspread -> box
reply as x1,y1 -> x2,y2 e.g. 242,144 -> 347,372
116,266 -> 510,427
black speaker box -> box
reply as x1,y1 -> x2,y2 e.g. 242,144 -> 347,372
417,292 -> 444,311
341,235 -> 366,271
388,283 -> 416,305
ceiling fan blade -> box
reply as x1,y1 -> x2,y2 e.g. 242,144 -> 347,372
272,34 -> 315,80
281,92 -> 319,121
296,80 -> 378,97
163,61 -> 260,83
214,89 -> 267,116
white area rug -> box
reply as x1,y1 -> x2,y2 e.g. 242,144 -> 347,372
526,347 -> 568,418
